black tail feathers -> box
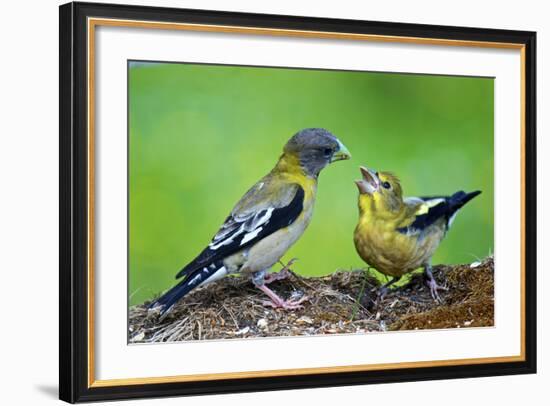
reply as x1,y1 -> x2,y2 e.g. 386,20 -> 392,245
450,190 -> 482,212
445,190 -> 481,228
149,260 -> 226,316
148,278 -> 195,316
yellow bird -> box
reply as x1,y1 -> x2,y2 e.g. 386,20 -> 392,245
353,166 -> 481,301
150,128 -> 351,315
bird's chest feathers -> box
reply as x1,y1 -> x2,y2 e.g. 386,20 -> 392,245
355,215 -> 436,276
357,219 -> 403,254
235,174 -> 316,273
282,169 -> 317,200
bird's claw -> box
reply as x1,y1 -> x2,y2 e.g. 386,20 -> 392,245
262,295 -> 309,310
377,286 -> 389,301
371,287 -> 388,310
427,278 -> 448,302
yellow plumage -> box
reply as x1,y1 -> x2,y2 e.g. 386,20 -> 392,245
151,128 -> 351,314
270,151 -> 318,204
353,166 -> 481,300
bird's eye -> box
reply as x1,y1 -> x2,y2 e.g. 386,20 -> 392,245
323,148 -> 333,157
382,181 -> 391,189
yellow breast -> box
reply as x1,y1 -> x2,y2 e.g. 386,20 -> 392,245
354,218 -> 444,277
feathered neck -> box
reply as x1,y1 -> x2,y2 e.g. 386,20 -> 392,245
272,152 -> 310,178
358,194 -> 406,220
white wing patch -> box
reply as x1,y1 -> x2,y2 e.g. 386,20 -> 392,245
209,236 -> 235,250
240,227 -> 263,245
404,196 -> 424,206
208,207 -> 274,251
188,273 -> 203,286
197,266 -> 229,288
415,198 -> 445,215
425,198 -> 445,207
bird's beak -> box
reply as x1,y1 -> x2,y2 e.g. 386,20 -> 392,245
330,140 -> 351,163
355,166 -> 379,194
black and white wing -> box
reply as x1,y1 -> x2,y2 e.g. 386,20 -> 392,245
176,181 -> 305,279
149,181 -> 306,314
398,190 -> 481,235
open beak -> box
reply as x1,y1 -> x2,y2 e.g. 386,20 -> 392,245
355,166 -> 379,194
330,140 -> 351,163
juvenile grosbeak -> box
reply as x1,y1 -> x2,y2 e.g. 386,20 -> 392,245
353,166 -> 481,301
151,128 -> 351,315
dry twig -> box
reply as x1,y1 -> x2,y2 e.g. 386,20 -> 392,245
129,257 -> 494,343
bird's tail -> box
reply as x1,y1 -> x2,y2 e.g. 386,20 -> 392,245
149,260 -> 228,316
450,190 -> 482,211
446,190 -> 481,227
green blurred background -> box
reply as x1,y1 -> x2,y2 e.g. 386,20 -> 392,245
129,61 -> 494,306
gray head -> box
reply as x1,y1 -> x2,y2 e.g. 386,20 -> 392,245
283,128 -> 351,177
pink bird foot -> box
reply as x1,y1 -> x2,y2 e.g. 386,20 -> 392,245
425,273 -> 448,302
257,284 -> 308,310
424,264 -> 448,302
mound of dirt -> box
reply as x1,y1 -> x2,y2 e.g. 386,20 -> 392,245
129,256 -> 494,343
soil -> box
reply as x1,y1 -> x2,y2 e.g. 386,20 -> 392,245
129,256 -> 494,343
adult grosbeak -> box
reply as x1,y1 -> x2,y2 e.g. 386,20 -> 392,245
151,128 -> 351,315
353,166 -> 481,301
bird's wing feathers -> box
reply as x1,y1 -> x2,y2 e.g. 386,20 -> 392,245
399,191 -> 481,235
400,197 -> 449,234
176,181 -> 305,278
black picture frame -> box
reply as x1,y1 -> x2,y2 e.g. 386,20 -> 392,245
59,1 -> 537,403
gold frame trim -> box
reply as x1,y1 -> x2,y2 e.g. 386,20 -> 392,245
87,17 -> 527,388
